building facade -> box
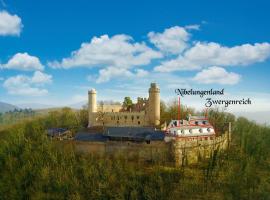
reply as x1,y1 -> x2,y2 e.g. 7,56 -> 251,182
88,83 -> 160,127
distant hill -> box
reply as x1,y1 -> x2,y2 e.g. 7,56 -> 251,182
0,102 -> 19,113
17,103 -> 57,110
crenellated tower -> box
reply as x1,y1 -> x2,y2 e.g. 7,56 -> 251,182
88,89 -> 97,127
148,83 -> 160,126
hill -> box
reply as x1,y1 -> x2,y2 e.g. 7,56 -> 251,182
0,102 -> 18,113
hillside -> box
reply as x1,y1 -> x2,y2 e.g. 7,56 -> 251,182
0,102 -> 18,113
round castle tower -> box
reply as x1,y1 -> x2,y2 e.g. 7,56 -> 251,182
148,83 -> 160,126
88,89 -> 97,127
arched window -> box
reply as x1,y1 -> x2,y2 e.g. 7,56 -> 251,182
138,121 -> 140,125
131,116 -> 134,120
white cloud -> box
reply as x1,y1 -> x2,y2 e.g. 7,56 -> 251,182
48,34 -> 162,69
3,71 -> 52,96
1,53 -> 44,71
96,67 -> 133,83
0,10 -> 22,36
184,24 -> 200,30
31,71 -> 52,84
148,26 -> 190,54
95,67 -> 150,83
135,69 -> 149,77
155,42 -> 270,72
193,66 -> 241,85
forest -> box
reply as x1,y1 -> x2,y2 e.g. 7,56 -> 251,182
0,102 -> 269,200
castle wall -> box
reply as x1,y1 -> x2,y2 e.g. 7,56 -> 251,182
90,111 -> 147,127
97,105 -> 122,113
74,132 -> 231,167
171,132 -> 230,166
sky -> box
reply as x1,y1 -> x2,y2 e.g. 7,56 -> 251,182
0,0 -> 270,121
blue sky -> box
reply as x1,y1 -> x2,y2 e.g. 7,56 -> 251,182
0,0 -> 270,115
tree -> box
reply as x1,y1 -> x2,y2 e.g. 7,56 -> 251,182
78,108 -> 88,128
123,97 -> 133,111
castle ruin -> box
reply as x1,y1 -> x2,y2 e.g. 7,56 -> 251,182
88,83 -> 160,127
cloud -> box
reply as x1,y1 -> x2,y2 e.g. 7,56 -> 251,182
155,42 -> 270,72
1,53 -> 44,71
95,67 -> 149,83
0,10 -> 23,36
135,69 -> 149,77
96,67 -> 133,83
3,71 -> 52,96
48,34 -> 162,69
184,24 -> 200,30
148,26 -> 190,54
31,71 -> 52,84
193,66 -> 241,85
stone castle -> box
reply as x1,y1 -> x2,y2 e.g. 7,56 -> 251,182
88,83 -> 160,127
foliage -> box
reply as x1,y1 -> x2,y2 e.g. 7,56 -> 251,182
123,97 -> 133,111
0,105 -> 270,199
160,99 -> 195,125
0,108 -> 36,125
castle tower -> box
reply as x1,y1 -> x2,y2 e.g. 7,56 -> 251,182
148,83 -> 160,126
88,89 -> 97,127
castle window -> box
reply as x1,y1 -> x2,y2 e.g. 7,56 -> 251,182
117,116 -> 120,120
138,121 -> 140,125
124,116 -> 127,120
137,116 -> 140,119
131,116 -> 134,120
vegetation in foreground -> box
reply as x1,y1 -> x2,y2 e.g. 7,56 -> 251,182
0,104 -> 270,199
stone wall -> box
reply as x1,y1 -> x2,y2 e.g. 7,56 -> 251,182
172,132 -> 231,166
73,131 -> 231,166
90,111 -> 147,127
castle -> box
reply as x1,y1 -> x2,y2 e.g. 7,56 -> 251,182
88,83 -> 160,127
